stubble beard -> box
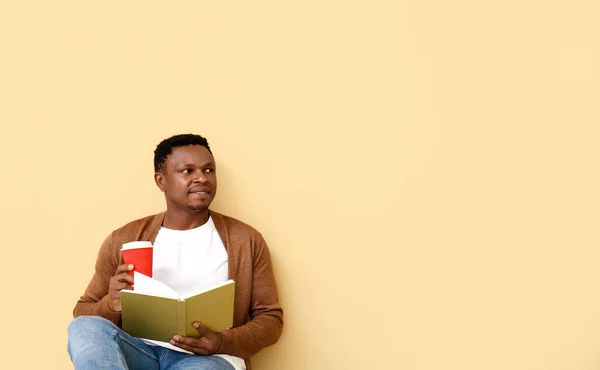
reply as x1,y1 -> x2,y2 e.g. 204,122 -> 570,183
187,203 -> 207,212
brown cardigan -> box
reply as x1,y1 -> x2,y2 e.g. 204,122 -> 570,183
73,210 -> 283,368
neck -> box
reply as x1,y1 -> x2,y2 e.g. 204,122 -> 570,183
163,208 -> 210,230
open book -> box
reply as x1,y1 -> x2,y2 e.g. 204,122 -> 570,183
120,272 -> 235,345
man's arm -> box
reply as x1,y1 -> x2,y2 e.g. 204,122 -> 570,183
73,233 -> 123,325
217,234 -> 284,359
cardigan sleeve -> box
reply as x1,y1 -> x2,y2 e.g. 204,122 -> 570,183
73,232 -> 122,325
217,234 -> 284,359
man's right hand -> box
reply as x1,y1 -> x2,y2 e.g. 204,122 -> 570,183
107,264 -> 134,312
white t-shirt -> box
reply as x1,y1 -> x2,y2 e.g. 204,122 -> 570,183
150,216 -> 246,370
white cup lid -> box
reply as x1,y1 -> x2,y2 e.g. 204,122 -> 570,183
122,241 -> 153,251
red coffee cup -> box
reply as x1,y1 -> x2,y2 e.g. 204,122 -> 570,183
121,241 -> 153,277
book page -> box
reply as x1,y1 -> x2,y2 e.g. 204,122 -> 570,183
133,271 -> 179,299
141,339 -> 193,354
180,279 -> 235,300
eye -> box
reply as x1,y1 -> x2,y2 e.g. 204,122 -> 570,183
204,168 -> 215,173
182,168 -> 193,174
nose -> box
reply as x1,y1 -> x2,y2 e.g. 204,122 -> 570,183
192,170 -> 207,183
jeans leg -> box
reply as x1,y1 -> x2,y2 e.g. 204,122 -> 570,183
161,351 -> 235,370
68,316 -> 160,370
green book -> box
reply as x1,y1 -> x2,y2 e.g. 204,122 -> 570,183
120,277 -> 235,342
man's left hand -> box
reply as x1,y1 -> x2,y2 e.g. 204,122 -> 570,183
170,322 -> 222,355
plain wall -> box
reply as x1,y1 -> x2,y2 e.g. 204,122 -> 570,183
1,1 -> 600,369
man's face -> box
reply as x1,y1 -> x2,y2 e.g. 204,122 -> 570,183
155,145 -> 217,213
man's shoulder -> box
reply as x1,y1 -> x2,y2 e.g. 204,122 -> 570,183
211,210 -> 262,238
111,212 -> 164,239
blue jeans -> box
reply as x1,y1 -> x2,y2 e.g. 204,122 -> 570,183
68,316 -> 235,370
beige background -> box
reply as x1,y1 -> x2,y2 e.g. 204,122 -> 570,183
1,1 -> 600,369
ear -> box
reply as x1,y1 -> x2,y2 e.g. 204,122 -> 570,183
154,172 -> 166,192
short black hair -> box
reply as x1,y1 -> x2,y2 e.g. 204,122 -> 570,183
154,134 -> 213,172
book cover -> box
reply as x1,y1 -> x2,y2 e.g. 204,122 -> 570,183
120,274 -> 235,343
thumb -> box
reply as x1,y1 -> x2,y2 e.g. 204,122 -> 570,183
193,321 -> 210,336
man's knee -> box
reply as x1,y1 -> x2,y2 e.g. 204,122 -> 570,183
69,316 -> 117,334
68,316 -> 119,360
68,316 -> 118,347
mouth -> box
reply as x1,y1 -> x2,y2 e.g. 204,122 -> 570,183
189,188 -> 211,197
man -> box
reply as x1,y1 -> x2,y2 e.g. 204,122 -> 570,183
68,134 -> 283,370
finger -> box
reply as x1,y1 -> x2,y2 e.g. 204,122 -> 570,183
170,336 -> 210,355
171,341 -> 210,356
112,282 -> 133,291
115,264 -> 134,274
173,334 -> 204,347
115,272 -> 135,285
111,272 -> 135,285
192,322 -> 210,337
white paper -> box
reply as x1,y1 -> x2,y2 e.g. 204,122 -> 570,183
132,271 -> 179,299
140,338 -> 193,354
180,279 -> 235,300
